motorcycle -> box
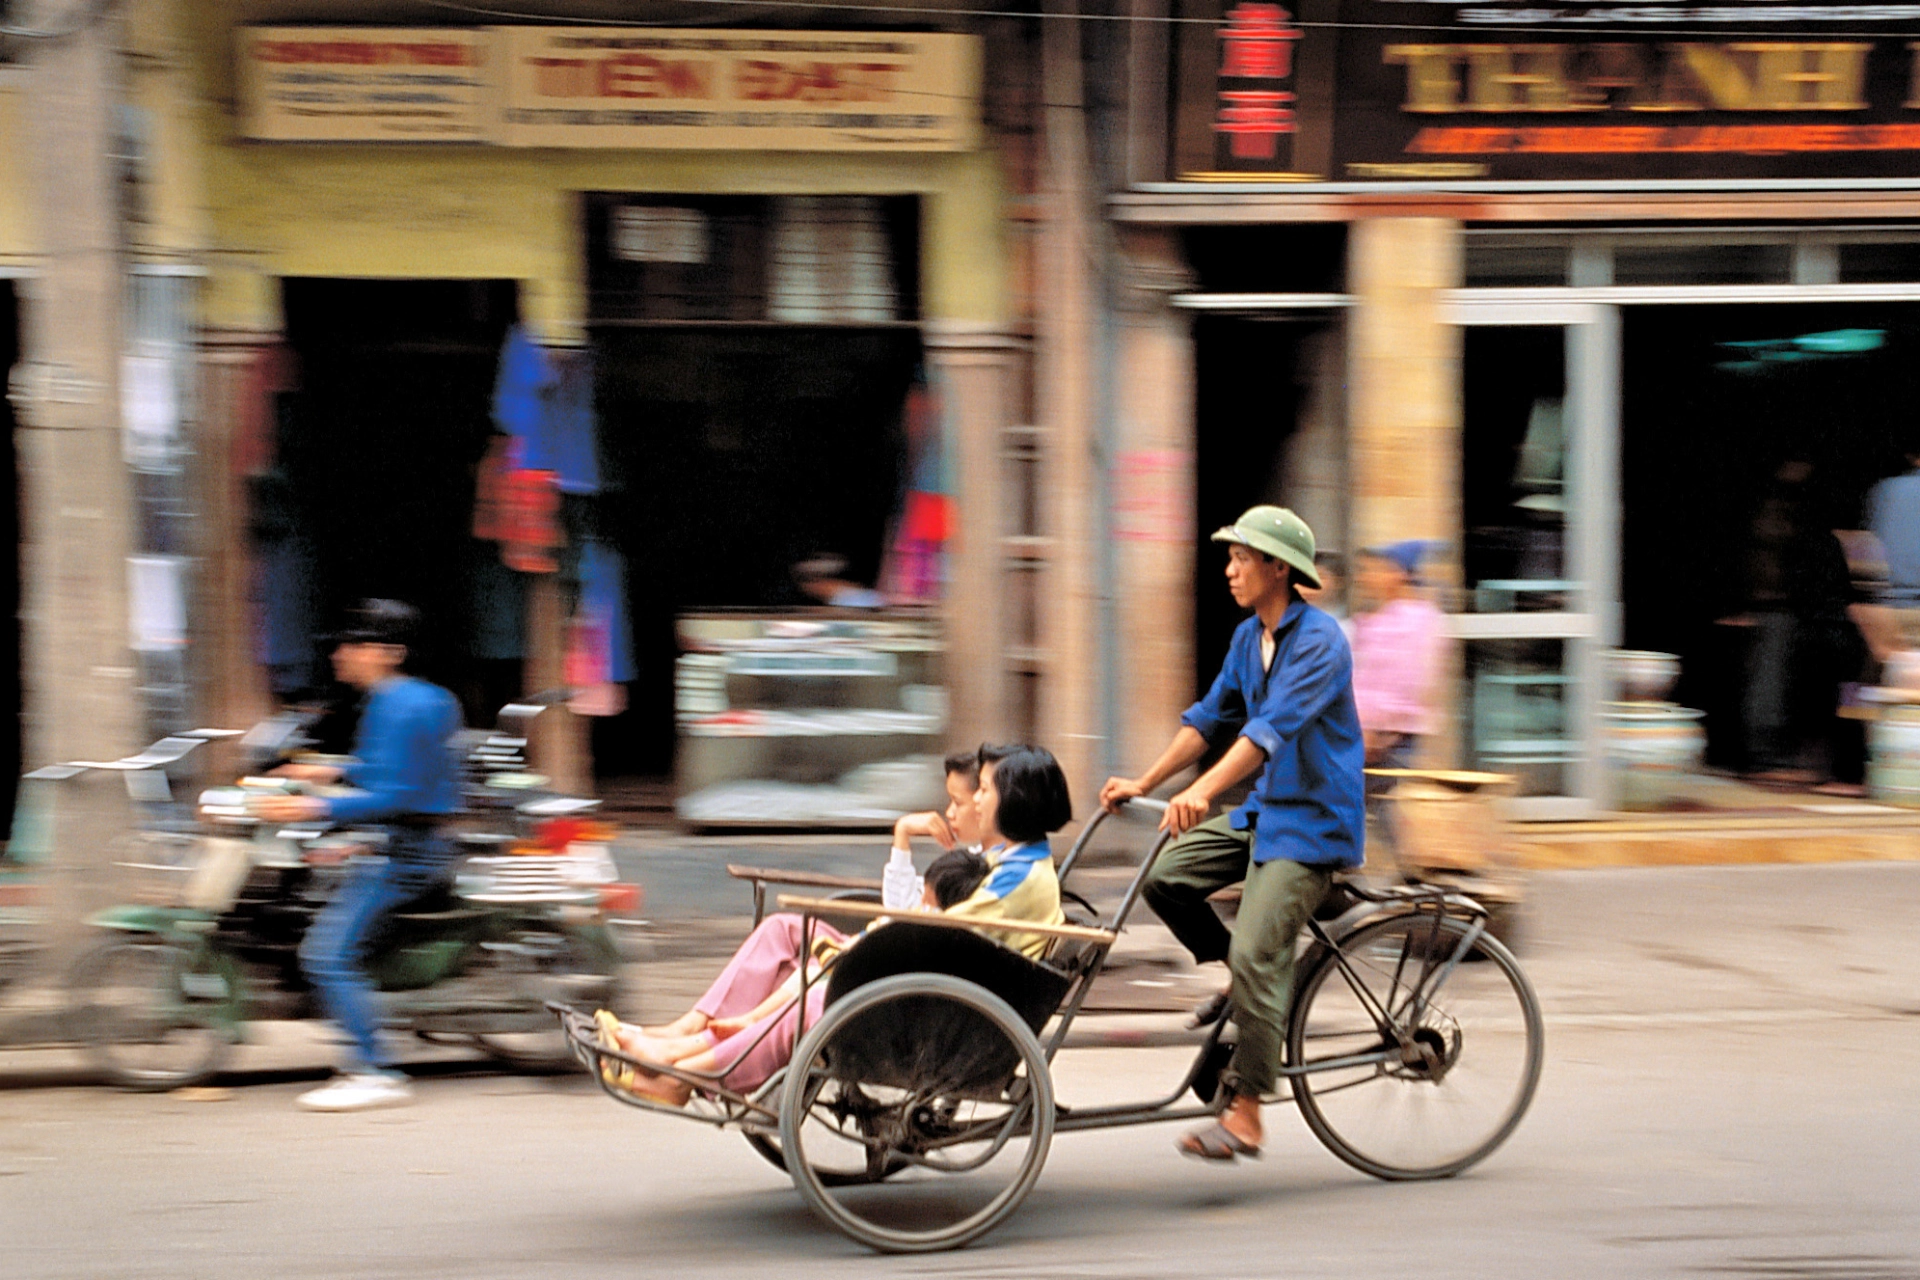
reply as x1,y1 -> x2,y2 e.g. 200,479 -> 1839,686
64,700 -> 637,1091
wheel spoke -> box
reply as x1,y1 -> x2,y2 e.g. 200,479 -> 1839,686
70,939 -> 231,1091
1289,914 -> 1543,1180
780,973 -> 1054,1253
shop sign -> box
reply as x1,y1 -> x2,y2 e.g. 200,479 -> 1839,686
494,27 -> 980,151
1335,1 -> 1920,181
238,27 -> 492,142
1173,1 -> 1920,181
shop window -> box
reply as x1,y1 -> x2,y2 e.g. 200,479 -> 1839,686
1611,242 -> 1791,287
1461,638 -> 1572,798
769,197 -> 899,323
1838,241 -> 1920,284
1464,243 -> 1568,288
1462,325 -> 1572,611
586,193 -> 918,324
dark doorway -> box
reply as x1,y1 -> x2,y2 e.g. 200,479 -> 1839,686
583,192 -> 923,779
1,282 -> 20,836
1621,304 -> 1920,772
592,327 -> 918,776
278,279 -> 517,729
1191,315 -> 1321,698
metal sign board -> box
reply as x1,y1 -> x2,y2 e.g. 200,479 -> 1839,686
238,27 -> 493,143
1335,1 -> 1920,182
1173,1 -> 1920,182
494,27 -> 980,151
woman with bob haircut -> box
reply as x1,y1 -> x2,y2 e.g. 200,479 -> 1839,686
598,742 -> 1073,1107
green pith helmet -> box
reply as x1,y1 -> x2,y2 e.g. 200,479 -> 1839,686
1210,504 -> 1322,589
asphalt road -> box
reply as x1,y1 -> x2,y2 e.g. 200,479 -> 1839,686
4,861 -> 1918,1278
3,1016 -> 1916,1279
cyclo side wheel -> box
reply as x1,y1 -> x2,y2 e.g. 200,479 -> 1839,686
68,936 -> 235,1092
779,973 -> 1055,1254
1287,911 -> 1543,1181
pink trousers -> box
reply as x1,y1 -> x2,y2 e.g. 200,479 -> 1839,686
693,913 -> 848,1093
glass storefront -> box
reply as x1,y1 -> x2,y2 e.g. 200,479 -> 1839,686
1458,231 -> 1920,813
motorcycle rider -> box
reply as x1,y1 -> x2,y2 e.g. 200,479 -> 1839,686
254,599 -> 464,1112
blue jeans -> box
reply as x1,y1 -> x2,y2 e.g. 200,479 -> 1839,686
299,828 -> 450,1074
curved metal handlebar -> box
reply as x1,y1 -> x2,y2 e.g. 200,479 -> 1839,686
1056,795 -> 1173,882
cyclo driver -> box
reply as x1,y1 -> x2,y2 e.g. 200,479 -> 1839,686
254,599 -> 464,1113
1099,505 -> 1365,1162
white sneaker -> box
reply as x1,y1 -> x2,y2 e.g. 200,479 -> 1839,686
297,1072 -> 413,1113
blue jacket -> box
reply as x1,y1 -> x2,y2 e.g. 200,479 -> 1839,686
323,676 -> 464,825
1182,599 -> 1366,868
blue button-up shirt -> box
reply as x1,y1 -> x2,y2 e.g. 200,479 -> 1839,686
1181,598 -> 1366,868
323,676 -> 464,825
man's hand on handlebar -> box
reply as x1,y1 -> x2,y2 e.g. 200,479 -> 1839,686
253,793 -> 329,824
1160,785 -> 1212,836
1098,776 -> 1145,813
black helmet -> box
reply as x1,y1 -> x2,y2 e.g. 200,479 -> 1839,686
335,599 -> 420,649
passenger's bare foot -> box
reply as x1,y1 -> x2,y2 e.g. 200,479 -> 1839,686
613,1026 -> 710,1064
640,1011 -> 711,1038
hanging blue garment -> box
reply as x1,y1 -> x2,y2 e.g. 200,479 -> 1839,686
491,324 -> 553,442
578,540 -> 636,683
528,347 -> 601,496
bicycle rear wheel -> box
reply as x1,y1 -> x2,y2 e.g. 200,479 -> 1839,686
1288,911 -> 1542,1180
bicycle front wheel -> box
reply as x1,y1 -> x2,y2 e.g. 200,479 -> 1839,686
1288,911 -> 1543,1180
69,937 -> 234,1092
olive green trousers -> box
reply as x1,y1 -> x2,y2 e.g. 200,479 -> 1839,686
1141,813 -> 1333,1098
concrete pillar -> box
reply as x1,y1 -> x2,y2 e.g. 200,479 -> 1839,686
1347,217 -> 1463,767
1111,226 -> 1197,777
14,8 -> 140,956
1347,217 -> 1463,558
1035,1 -> 1104,802
925,322 -> 1021,755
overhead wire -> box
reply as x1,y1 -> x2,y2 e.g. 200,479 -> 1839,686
411,0 -> 1920,39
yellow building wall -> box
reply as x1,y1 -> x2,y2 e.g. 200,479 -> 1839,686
199,147 -> 1009,340
0,83 -> 34,272
182,6 -> 1008,340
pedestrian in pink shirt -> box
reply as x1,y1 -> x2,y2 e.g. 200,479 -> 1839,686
1351,541 -> 1446,772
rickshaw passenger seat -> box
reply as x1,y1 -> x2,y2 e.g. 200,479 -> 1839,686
825,921 -> 1072,1034
820,921 -> 1073,1097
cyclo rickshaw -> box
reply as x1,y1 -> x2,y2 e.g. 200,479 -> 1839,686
553,796 -> 1544,1254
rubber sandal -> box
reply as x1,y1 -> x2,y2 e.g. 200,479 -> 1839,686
1186,990 -> 1232,1030
1178,1119 -> 1262,1162
592,1010 -> 642,1096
